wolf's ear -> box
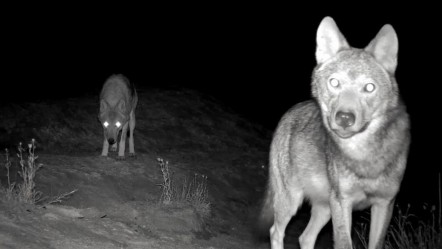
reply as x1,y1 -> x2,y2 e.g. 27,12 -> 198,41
100,100 -> 107,113
365,24 -> 398,73
315,16 -> 349,64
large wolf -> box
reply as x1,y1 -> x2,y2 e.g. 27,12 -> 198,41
260,16 -> 410,249
98,74 -> 138,160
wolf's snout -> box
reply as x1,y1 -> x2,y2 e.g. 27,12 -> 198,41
336,111 -> 355,128
108,138 -> 116,144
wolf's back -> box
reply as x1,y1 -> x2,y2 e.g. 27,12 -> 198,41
100,74 -> 137,110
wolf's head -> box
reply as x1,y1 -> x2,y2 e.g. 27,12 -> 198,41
98,100 -> 129,144
312,17 -> 399,139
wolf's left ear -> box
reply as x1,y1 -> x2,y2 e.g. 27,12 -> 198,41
365,24 -> 398,73
100,100 -> 107,113
316,16 -> 349,64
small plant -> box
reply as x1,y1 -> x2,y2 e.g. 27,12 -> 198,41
43,189 -> 78,205
1,140 -> 43,204
355,217 -> 369,249
16,139 -> 43,204
157,158 -> 173,205
180,173 -> 210,219
2,139 -> 76,206
3,148 -> 16,201
156,157 -> 211,219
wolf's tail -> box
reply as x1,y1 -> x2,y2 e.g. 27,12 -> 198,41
255,185 -> 274,239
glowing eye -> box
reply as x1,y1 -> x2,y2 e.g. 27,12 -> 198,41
103,121 -> 109,127
365,83 -> 376,92
329,78 -> 340,88
115,121 -> 121,128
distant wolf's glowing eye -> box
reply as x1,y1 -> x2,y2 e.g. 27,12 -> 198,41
364,83 -> 376,92
116,121 -> 121,128
329,78 -> 340,88
103,121 -> 109,127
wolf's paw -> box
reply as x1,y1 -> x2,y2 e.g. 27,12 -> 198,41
116,156 -> 126,161
129,153 -> 136,158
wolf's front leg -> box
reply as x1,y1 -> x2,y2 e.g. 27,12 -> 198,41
330,191 -> 353,249
117,122 -> 129,160
128,111 -> 136,157
368,199 -> 394,249
101,135 -> 109,156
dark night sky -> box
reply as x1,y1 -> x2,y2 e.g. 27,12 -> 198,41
2,6 -> 441,204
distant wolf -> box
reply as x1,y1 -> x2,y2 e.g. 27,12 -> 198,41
259,17 -> 410,249
98,74 -> 138,159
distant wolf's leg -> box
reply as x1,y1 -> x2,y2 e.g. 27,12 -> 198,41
270,192 -> 303,249
299,203 -> 331,249
330,191 -> 353,249
129,110 -> 136,156
117,122 -> 129,159
368,199 -> 394,249
101,133 -> 109,156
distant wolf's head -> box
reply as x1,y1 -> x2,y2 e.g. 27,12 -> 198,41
312,17 -> 400,139
98,100 -> 129,144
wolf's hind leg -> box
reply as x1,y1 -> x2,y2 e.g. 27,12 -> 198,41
270,192 -> 303,249
299,203 -> 331,249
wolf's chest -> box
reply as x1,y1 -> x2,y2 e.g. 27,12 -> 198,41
332,132 -> 394,179
337,169 -> 400,209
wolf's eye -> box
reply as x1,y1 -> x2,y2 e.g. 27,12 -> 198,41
103,121 -> 109,127
115,121 -> 121,128
364,83 -> 376,93
329,78 -> 340,88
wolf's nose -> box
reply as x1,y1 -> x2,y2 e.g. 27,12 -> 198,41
336,111 -> 355,128
108,138 -> 115,144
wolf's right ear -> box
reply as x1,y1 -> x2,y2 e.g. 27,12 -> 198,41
117,99 -> 126,112
315,16 -> 349,64
100,100 -> 107,113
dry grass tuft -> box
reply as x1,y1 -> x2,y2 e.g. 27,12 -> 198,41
157,158 -> 211,220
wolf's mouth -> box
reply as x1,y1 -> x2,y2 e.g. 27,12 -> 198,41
328,119 -> 370,139
332,129 -> 355,138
